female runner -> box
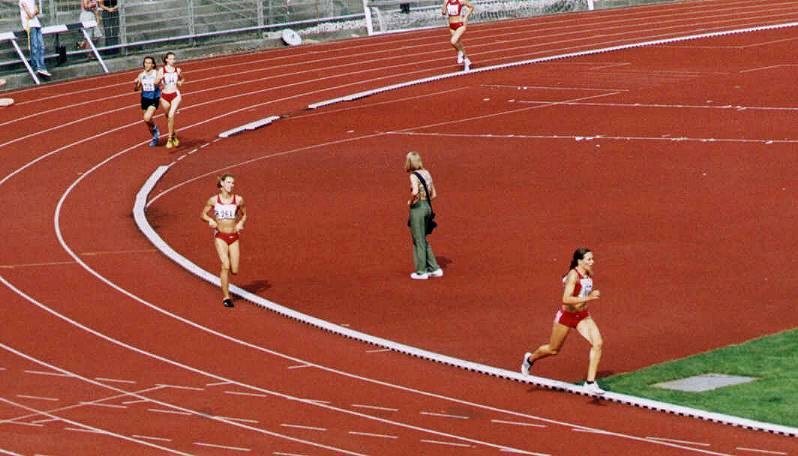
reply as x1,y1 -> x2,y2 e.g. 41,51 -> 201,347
201,174 -> 247,308
441,0 -> 474,71
156,51 -> 184,148
133,56 -> 160,147
521,247 -> 605,395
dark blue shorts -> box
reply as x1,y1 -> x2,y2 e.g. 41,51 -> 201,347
141,96 -> 159,111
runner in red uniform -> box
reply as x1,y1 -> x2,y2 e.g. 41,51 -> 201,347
441,0 -> 474,71
156,51 -> 184,148
521,248 -> 606,395
201,174 -> 248,308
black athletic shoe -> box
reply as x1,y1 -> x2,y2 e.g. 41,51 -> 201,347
223,298 -> 234,308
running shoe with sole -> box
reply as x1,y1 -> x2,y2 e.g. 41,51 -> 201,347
410,272 -> 429,280
149,126 -> 160,147
165,138 -> 174,149
223,298 -> 234,308
36,69 -> 52,78
583,381 -> 605,396
463,58 -> 471,72
428,268 -> 444,278
521,352 -> 533,376
172,135 -> 180,147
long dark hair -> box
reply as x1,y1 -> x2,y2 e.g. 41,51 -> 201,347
565,247 -> 591,276
142,56 -> 155,68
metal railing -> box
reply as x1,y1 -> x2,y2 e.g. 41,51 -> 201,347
0,0 -> 365,71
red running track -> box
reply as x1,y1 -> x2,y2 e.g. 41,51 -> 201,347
1,0 -> 797,454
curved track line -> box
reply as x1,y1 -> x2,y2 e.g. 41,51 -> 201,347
0,279 -> 547,455
0,339 -> 367,456
309,20 -> 798,108
11,102 -> 754,454
0,395 -> 191,454
3,0 -> 789,129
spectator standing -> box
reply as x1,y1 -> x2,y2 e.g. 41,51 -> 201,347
19,0 -> 51,77
102,0 -> 119,54
77,0 -> 107,54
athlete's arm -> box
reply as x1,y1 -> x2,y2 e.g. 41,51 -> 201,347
234,197 -> 247,232
201,197 -> 218,228
462,0 -> 474,20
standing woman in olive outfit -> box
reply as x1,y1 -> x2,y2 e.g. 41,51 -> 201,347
406,151 -> 443,280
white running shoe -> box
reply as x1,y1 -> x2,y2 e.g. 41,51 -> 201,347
520,352 -> 532,376
583,381 -> 605,396
463,58 -> 471,72
428,268 -> 444,278
410,272 -> 429,280
457,51 -> 464,64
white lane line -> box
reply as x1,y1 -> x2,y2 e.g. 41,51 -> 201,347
64,427 -> 102,433
215,416 -> 259,424
280,424 -> 327,432
15,395 -> 59,402
350,404 -> 399,412
286,364 -> 311,369
491,419 -> 547,428
122,399 -> 150,404
156,383 -> 204,391
0,261 -> 76,269
646,436 -> 711,446
79,401 -> 128,409
365,348 -> 391,353
348,431 -> 398,439
224,391 -> 269,398
207,381 -> 232,387
147,408 -> 193,416
420,439 -> 474,448
30,418 -> 58,425
0,448 -> 24,456
4,421 -> 44,427
481,84 -> 629,91
735,448 -> 788,455
273,452 -> 307,456
2,385 -> 166,425
24,370 -> 72,377
515,99 -> 798,112
132,434 -> 173,442
95,377 -> 137,384
420,411 -> 470,420
389,130 -> 798,145
194,442 -> 251,452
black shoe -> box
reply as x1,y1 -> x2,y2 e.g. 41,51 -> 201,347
223,298 -> 234,308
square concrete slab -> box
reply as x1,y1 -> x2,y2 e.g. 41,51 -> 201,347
653,373 -> 757,392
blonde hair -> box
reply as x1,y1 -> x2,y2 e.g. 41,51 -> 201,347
217,173 -> 234,188
405,151 -> 424,172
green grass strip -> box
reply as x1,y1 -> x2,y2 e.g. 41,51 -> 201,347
601,329 -> 798,427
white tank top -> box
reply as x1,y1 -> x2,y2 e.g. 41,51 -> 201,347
213,195 -> 238,220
